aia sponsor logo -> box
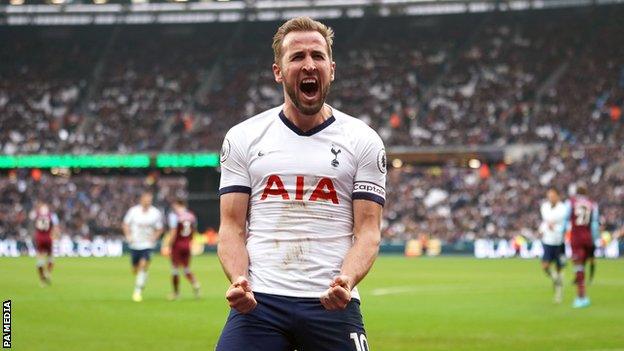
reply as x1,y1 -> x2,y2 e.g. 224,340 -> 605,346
260,175 -> 339,204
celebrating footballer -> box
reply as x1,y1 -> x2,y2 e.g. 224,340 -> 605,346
216,16 -> 386,351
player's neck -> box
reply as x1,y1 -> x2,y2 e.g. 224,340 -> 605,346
282,102 -> 332,132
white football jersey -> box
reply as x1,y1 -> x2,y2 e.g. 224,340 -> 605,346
539,201 -> 567,246
219,105 -> 386,300
123,205 -> 163,250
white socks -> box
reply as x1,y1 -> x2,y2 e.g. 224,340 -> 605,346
134,270 -> 148,294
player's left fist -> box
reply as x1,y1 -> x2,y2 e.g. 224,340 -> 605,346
320,275 -> 353,311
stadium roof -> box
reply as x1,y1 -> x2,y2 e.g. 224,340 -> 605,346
1,0 -> 622,26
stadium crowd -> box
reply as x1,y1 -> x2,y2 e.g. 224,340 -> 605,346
1,8 -> 623,153
1,7 -> 623,243
383,144 -> 624,243
0,173 -> 187,241
0,142 -> 621,243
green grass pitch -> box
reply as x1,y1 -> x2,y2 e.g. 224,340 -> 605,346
1,255 -> 623,350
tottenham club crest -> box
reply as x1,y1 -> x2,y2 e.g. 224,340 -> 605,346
377,149 -> 387,174
220,139 -> 231,163
331,146 -> 341,167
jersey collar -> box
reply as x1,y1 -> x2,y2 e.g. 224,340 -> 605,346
279,110 -> 335,137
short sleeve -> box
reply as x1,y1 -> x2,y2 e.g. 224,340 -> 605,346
123,208 -> 133,225
51,214 -> 60,226
219,128 -> 252,196
556,203 -> 568,222
154,210 -> 164,230
168,212 -> 178,229
353,128 -> 387,206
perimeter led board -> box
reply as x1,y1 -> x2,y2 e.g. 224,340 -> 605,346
0,154 -> 151,168
155,153 -> 219,168
0,153 -> 220,169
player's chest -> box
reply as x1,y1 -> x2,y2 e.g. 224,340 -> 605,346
133,213 -> 156,226
246,134 -> 356,184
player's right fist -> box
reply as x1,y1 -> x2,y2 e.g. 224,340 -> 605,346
226,276 -> 257,314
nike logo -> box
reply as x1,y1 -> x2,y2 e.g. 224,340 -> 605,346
258,151 -> 265,157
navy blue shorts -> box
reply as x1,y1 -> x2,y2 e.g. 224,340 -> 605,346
216,292 -> 369,351
130,249 -> 152,266
542,244 -> 565,268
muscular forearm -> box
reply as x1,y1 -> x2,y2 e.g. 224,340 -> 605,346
340,232 -> 380,290
217,224 -> 250,283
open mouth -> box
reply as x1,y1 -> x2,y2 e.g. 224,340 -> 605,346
299,77 -> 319,98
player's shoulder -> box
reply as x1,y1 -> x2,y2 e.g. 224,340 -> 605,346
332,108 -> 376,133
124,205 -> 138,220
225,106 -> 282,139
332,108 -> 384,145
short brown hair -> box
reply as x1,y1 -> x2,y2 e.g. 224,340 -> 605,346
173,198 -> 187,207
576,183 -> 588,195
547,187 -> 559,195
272,16 -> 334,64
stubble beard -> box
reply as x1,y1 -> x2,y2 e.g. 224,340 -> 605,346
285,79 -> 331,116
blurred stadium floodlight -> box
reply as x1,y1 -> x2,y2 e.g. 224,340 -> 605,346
392,159 -> 404,169
9,0 -> 24,5
468,159 -> 482,169
2,0 -> 622,26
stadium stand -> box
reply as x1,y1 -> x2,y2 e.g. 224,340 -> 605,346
383,144 -> 624,243
0,173 -> 187,241
0,6 -> 623,242
2,8 -> 622,153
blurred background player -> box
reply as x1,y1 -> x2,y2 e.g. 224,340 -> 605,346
167,199 -> 201,300
587,223 -> 603,285
562,184 -> 599,308
30,201 -> 59,286
539,188 -> 567,303
122,191 -> 164,302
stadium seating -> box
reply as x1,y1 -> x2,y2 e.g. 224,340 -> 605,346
0,173 -> 186,240
383,144 -> 624,242
1,7 -> 623,241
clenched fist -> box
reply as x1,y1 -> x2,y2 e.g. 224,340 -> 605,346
320,275 -> 353,311
226,276 -> 257,314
